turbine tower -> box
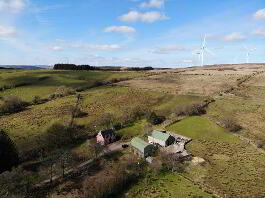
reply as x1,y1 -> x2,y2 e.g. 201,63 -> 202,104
243,45 -> 256,64
198,34 -> 214,66
200,35 -> 206,66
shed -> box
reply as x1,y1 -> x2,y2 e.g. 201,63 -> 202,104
148,130 -> 175,147
96,129 -> 117,145
167,132 -> 192,144
131,137 -> 153,157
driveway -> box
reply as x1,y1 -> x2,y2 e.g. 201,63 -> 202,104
104,141 -> 129,153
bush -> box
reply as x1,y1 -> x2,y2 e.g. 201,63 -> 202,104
49,86 -> 75,99
82,160 -> 142,198
32,95 -> 41,104
69,106 -> 87,118
223,117 -> 242,132
0,96 -> 28,114
42,121 -> 73,149
256,140 -> 265,149
0,167 -> 34,197
175,102 -> 206,116
147,112 -> 166,125
158,151 -> 186,173
0,129 -> 19,173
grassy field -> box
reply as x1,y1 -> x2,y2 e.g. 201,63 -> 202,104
167,116 -> 265,198
0,85 -> 203,153
121,172 -> 214,198
207,70 -> 265,144
167,116 -> 239,143
117,120 -> 149,139
1,65 -> 265,198
0,69 -> 147,102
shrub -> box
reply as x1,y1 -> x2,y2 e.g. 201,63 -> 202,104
158,151 -> 186,173
222,117 -> 242,132
69,106 -> 87,118
175,102 -> 206,116
82,160 -> 142,198
32,95 -> 41,104
0,96 -> 28,114
0,129 -> 19,173
256,140 -> 265,149
49,86 -> 75,99
147,112 -> 166,125
42,121 -> 73,149
0,167 -> 34,197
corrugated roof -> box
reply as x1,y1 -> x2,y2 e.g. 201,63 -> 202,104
150,130 -> 171,142
131,137 -> 150,153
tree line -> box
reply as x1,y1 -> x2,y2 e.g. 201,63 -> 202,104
53,64 -> 97,70
53,64 -> 154,71
125,66 -> 154,71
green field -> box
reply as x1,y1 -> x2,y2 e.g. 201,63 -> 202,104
122,172 -> 214,198
167,116 -> 265,198
0,69 -> 146,101
167,116 -> 239,143
1,66 -> 265,198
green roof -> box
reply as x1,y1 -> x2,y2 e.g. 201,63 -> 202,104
150,130 -> 171,142
131,137 -> 150,153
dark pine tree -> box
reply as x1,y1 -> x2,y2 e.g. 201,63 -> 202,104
0,129 -> 19,173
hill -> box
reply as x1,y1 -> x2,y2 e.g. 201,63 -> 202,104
0,64 -> 265,198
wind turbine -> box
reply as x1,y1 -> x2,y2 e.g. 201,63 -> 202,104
194,34 -> 215,66
243,45 -> 256,64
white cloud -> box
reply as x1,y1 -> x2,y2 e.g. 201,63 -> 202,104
50,41 -> 121,51
104,26 -> 136,33
0,0 -> 27,13
0,25 -> 18,37
152,45 -> 188,54
139,0 -> 164,9
252,28 -> 265,37
87,44 -> 121,51
51,46 -> 64,51
254,8 -> 265,20
119,11 -> 169,23
182,60 -> 193,63
223,32 -> 247,42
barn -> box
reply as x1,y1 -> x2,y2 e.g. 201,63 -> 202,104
96,129 -> 117,145
131,137 -> 154,158
148,130 -> 175,147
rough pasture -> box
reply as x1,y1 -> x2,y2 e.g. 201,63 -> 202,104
167,116 -> 265,198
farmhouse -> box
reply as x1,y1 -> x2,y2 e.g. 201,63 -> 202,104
148,130 -> 175,147
96,129 -> 117,145
131,137 -> 154,158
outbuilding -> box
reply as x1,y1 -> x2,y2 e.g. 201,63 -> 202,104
148,130 -> 175,147
96,129 -> 117,145
131,137 -> 154,158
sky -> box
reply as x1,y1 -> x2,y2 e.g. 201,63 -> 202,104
0,0 -> 265,67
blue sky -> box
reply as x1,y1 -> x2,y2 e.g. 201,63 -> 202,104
0,0 -> 265,67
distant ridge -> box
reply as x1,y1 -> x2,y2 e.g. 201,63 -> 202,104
0,65 -> 51,70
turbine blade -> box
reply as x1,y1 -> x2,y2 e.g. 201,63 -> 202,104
205,48 -> 215,56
